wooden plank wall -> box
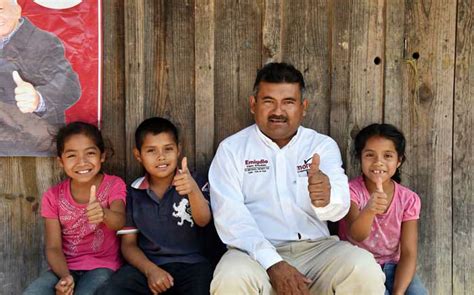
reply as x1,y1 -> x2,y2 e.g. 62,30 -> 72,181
0,0 -> 471,294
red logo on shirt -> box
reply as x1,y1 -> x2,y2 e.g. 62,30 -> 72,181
296,157 -> 313,175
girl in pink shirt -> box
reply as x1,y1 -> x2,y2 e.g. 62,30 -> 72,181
23,122 -> 126,295
338,123 -> 427,295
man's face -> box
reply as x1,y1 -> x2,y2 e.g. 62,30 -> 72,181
0,0 -> 20,38
250,82 -> 308,148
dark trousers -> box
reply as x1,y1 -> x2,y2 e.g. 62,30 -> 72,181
99,262 -> 213,295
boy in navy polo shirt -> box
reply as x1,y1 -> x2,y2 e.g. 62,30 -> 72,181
101,117 -> 213,295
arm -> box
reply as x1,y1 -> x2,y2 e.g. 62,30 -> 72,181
187,188 -> 211,227
121,234 -> 174,294
44,218 -> 74,295
173,157 -> 211,227
344,202 -> 377,242
392,220 -> 418,295
310,138 -> 350,222
102,200 -> 126,230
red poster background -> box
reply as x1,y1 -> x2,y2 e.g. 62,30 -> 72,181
19,0 -> 101,126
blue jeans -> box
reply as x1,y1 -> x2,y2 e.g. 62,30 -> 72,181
23,268 -> 113,295
383,263 -> 428,295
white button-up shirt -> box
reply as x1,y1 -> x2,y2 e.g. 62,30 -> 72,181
209,124 -> 350,269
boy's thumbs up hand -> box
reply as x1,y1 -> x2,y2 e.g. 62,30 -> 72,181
180,157 -> 188,174
12,71 -> 40,113
86,185 -> 105,224
307,153 -> 331,208
366,176 -> 389,215
173,157 -> 198,196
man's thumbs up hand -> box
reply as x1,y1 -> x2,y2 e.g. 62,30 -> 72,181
308,153 -> 320,177
86,185 -> 105,224
12,71 -> 40,113
308,153 -> 331,208
366,176 -> 389,215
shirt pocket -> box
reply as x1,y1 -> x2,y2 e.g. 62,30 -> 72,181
296,176 -> 313,210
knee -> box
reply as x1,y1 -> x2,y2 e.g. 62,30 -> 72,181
210,252 -> 271,295
212,261 -> 255,288
340,247 -> 385,294
346,248 -> 385,285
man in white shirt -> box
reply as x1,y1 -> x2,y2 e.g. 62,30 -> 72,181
209,63 -> 385,295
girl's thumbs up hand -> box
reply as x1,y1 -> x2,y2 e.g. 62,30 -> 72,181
366,177 -> 389,215
86,185 -> 105,224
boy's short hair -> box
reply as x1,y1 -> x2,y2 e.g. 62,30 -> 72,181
135,117 -> 179,150
253,62 -> 306,95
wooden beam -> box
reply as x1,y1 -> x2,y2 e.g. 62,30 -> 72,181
453,0 -> 473,293
195,0 -> 215,173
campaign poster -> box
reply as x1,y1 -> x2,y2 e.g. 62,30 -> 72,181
0,0 -> 102,156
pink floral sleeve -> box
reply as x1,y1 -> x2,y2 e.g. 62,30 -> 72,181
106,176 -> 127,206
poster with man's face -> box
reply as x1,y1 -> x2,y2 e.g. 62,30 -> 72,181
0,0 -> 101,156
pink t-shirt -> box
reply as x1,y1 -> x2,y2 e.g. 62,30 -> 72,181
41,174 -> 126,271
338,176 -> 421,265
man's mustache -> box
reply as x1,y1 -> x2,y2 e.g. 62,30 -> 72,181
268,115 -> 288,122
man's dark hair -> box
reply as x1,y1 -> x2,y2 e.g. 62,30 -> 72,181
253,62 -> 306,95
135,117 -> 179,150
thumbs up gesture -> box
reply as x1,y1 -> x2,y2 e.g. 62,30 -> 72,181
12,71 -> 40,113
366,177 -> 389,215
173,157 -> 199,196
308,153 -> 331,208
86,185 -> 105,224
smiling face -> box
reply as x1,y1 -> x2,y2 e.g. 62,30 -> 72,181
361,136 -> 401,188
58,133 -> 105,184
250,82 -> 308,148
134,132 -> 180,181
0,0 -> 21,38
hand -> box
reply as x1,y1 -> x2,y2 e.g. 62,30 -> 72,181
146,265 -> 174,294
366,177 -> 389,215
13,71 -> 40,113
86,185 -> 105,224
173,157 -> 199,196
307,153 -> 331,207
55,274 -> 74,295
267,261 -> 311,295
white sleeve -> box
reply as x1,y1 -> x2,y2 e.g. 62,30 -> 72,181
209,143 -> 283,270
312,138 -> 350,221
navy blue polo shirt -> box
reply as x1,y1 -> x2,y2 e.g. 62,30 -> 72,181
124,173 -> 210,266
